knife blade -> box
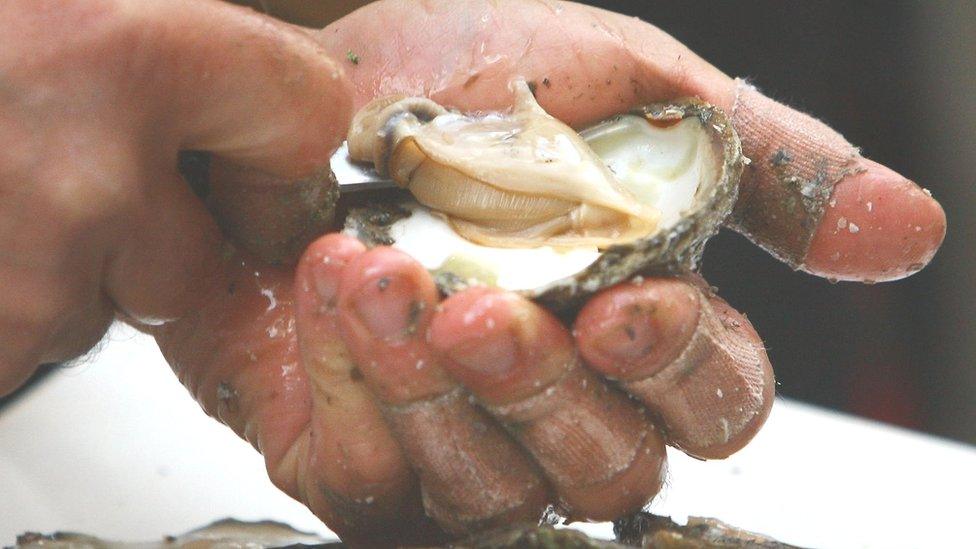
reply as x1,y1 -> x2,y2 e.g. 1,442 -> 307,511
330,141 -> 397,193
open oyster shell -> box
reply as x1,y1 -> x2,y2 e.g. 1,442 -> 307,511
343,83 -> 743,310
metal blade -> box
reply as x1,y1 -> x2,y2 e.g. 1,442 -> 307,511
330,141 -> 397,193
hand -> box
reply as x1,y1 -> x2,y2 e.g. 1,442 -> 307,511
2,0 -> 945,546
153,0 -> 945,545
0,0 -> 351,394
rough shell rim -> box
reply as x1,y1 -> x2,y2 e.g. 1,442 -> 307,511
342,99 -> 744,312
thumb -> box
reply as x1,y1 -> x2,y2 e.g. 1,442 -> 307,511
161,1 -> 354,265
152,0 -> 352,176
111,0 -> 351,322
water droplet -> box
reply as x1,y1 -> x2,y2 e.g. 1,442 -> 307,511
260,288 -> 279,312
848,222 -> 860,234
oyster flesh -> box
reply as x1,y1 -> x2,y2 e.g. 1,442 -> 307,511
344,82 -> 743,308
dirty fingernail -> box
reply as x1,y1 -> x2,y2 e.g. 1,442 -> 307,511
576,280 -> 700,380
430,289 -> 518,379
302,235 -> 365,306
353,273 -> 426,340
593,316 -> 660,365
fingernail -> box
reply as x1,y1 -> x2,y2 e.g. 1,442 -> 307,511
310,258 -> 345,308
593,316 -> 659,365
805,158 -> 947,281
578,283 -> 700,380
431,291 -> 519,379
353,273 -> 426,340
445,329 -> 518,379
305,235 -> 365,309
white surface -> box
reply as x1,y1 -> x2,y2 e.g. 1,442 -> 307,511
581,115 -> 711,228
388,205 -> 600,291
1,324 -> 975,548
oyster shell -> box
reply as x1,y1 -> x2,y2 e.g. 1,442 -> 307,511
344,82 -> 743,309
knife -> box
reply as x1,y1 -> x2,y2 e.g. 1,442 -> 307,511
329,141 -> 397,193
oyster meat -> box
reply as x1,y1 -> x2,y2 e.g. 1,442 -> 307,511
344,82 -> 743,308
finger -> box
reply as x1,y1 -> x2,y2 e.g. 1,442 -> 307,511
151,247 -> 444,546
294,234 -> 438,544
428,287 -> 666,521
151,257 -> 322,499
575,277 -> 775,460
150,255 -> 359,538
726,83 -> 946,281
140,0 -> 352,177
151,257 -> 330,508
207,158 -> 338,265
151,0 -> 351,265
321,0 -> 944,281
335,247 -> 549,535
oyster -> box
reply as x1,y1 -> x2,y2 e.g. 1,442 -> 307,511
344,82 -> 743,308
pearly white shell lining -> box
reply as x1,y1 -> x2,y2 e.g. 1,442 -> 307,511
375,115 -> 719,292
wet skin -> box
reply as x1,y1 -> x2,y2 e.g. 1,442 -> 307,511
0,0 -> 945,546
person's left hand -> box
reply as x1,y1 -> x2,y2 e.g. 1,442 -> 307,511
154,1 -> 944,545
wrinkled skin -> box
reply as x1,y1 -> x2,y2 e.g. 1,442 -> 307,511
0,1 -> 945,547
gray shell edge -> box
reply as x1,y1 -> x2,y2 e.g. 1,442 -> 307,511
343,99 -> 744,312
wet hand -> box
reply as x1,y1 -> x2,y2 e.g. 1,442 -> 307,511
2,0 -> 944,546
154,0 -> 944,544
0,0 -> 350,395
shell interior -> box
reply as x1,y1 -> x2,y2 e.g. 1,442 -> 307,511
378,115 -> 722,292
343,91 -> 742,305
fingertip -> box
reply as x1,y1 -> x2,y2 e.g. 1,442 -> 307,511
430,288 -> 573,404
300,233 -> 367,267
575,278 -> 700,381
209,159 -> 340,266
805,159 -> 946,282
428,287 -> 520,382
296,233 -> 366,304
334,247 -> 450,404
338,247 -> 438,342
